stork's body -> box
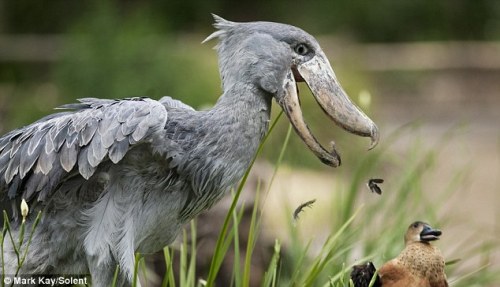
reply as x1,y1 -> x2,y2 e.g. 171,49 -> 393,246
1,16 -> 377,285
2,95 -> 270,284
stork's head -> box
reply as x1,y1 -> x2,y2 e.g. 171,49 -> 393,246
405,221 -> 442,245
204,15 -> 378,167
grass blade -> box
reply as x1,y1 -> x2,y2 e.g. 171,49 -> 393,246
132,253 -> 141,287
301,206 -> 363,286
205,112 -> 283,286
261,239 -> 281,287
111,265 -> 120,287
162,247 -> 176,287
242,188 -> 261,287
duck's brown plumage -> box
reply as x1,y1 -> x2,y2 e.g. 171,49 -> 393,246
379,221 -> 448,287
351,221 -> 448,287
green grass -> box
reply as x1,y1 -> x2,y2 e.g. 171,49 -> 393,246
2,120 -> 499,286
145,122 -> 499,287
1,210 -> 42,287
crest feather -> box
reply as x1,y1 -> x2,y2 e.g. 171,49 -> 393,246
202,14 -> 237,43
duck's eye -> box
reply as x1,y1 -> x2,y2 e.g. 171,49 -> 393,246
294,43 -> 309,56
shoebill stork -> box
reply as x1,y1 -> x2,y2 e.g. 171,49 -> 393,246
0,15 -> 378,285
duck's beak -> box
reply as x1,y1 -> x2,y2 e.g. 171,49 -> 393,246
420,224 -> 442,242
277,52 -> 379,167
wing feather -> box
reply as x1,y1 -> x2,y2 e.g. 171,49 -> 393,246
53,124 -> 70,152
60,142 -> 79,172
45,128 -> 56,154
80,117 -> 99,146
132,118 -> 150,142
7,176 -> 21,198
24,172 -> 43,200
98,114 -> 119,148
115,124 -> 127,142
159,96 -> 195,111
0,133 -> 11,151
0,152 -> 9,175
28,127 -> 49,155
5,151 -> 21,182
121,116 -> 141,136
9,136 -> 23,157
117,105 -> 135,123
37,147 -> 56,175
108,140 -> 129,164
0,97 -> 171,201
19,140 -> 37,178
87,135 -> 103,168
66,128 -> 79,148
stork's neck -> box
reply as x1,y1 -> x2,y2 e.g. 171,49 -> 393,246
205,83 -> 273,186
175,83 -> 273,219
210,83 -> 272,149
215,83 -> 272,111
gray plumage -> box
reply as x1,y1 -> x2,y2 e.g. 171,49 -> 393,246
0,15 -> 378,286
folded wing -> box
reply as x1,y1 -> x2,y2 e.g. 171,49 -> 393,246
0,97 -> 171,202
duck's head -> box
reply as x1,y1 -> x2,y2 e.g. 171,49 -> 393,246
405,221 -> 442,245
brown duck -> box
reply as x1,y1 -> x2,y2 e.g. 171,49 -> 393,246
351,221 -> 448,287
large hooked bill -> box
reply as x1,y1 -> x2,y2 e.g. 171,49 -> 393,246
277,52 -> 379,167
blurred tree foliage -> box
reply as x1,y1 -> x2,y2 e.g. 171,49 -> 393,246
2,0 -> 499,41
54,1 -> 220,105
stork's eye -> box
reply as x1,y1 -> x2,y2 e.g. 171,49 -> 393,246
294,43 -> 309,55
